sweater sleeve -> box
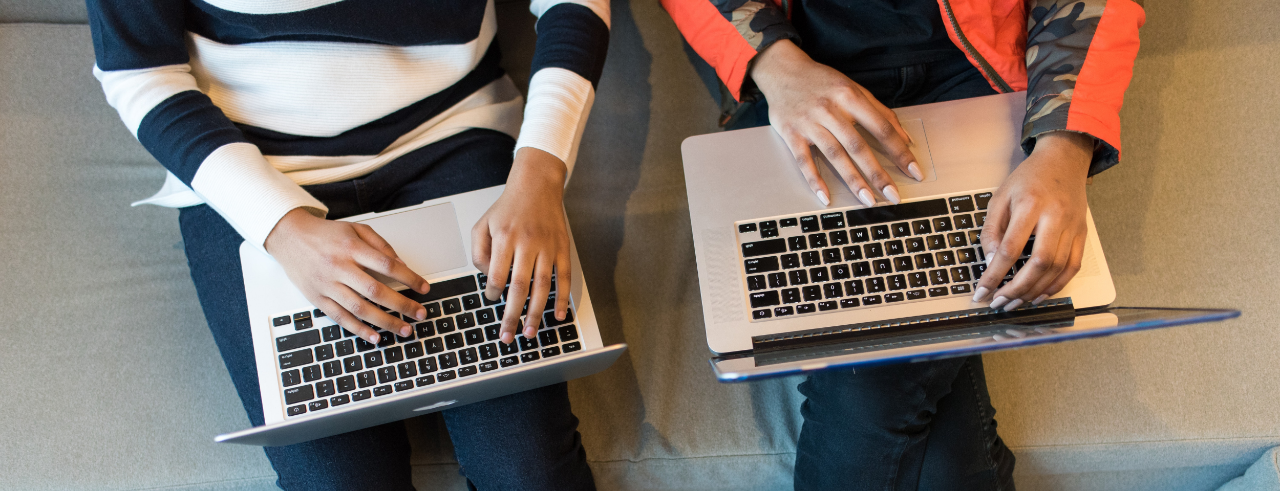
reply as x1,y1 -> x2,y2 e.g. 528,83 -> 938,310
87,0 -> 327,249
660,0 -> 799,102
517,0 -> 612,178
1023,0 -> 1145,176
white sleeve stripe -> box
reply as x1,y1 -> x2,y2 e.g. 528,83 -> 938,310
514,67 -> 594,178
94,64 -> 201,137
190,142 -> 329,249
529,0 -> 611,29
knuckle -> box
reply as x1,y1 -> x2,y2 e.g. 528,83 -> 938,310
361,280 -> 382,299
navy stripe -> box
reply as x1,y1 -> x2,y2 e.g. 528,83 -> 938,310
530,4 -> 610,88
87,0 -> 189,70
237,44 -> 505,157
137,91 -> 250,184
187,0 -> 487,46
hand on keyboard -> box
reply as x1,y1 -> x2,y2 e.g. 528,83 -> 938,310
974,131 -> 1094,310
265,208 -> 430,344
471,147 -> 573,344
749,39 -> 922,207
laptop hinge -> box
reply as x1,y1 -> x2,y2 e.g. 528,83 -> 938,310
750,298 -> 1075,354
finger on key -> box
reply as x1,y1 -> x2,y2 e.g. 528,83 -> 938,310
779,130 -> 833,206
483,239 -> 513,303
1037,234 -> 1086,302
331,286 -> 402,343
976,209 -> 1034,307
991,223 -> 1063,310
317,297 -> 379,343
524,254 -> 554,336
354,225 -> 429,295
554,252 -> 572,321
1020,229 -> 1075,305
339,261 -> 424,330
814,123 -> 882,207
501,253 -> 535,342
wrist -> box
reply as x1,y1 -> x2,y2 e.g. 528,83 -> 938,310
509,147 -> 568,194
749,39 -> 810,97
1031,131 -> 1094,174
265,207 -> 321,254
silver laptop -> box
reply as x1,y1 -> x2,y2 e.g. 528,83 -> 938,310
216,185 -> 625,446
681,92 -> 1238,381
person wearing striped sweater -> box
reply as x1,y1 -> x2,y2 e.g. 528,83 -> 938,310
88,0 -> 608,488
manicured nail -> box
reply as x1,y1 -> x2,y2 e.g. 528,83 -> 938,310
907,162 -> 924,181
1003,298 -> 1023,311
972,287 -> 989,302
857,189 -> 876,207
816,190 -> 830,206
1005,329 -> 1027,338
989,296 -> 1009,310
414,308 -> 426,321
400,326 -> 412,337
882,185 -> 901,204
1032,294 -> 1048,305
369,333 -> 380,344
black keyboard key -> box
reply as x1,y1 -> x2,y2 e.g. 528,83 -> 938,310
343,356 -> 363,373
928,287 -> 949,297
376,332 -> 395,347
774,306 -> 795,317
831,264 -> 851,280
845,199 -> 948,226
930,269 -> 951,285
840,298 -> 861,308
905,237 -> 925,253
558,325 -> 579,343
906,289 -> 926,301
281,369 -> 301,387
373,385 -> 393,397
915,253 -> 935,269
538,329 -> 559,347
947,232 -> 968,248
480,361 -> 499,372
476,308 -> 496,326
479,343 -> 499,360
951,284 -> 973,295
336,375 -> 356,392
395,381 -> 414,392
459,347 -> 479,365
801,251 -> 820,266
294,318 -> 313,331
330,394 -> 350,407
464,328 -> 485,346
739,223 -> 757,233
818,301 -> 839,311
381,346 -> 402,364
404,341 -> 424,359
276,330 -> 321,352
316,380 -> 335,397
518,335 -> 539,351
355,338 -> 376,352
842,246 -> 862,261
413,321 -> 435,339
976,212 -> 986,227
872,259 -> 892,275
562,341 -> 582,353
844,279 -> 865,295
887,274 -> 907,291
742,239 -> 787,258
780,218 -> 798,228
863,243 -> 884,258
436,370 -> 458,382
951,267 -> 972,283
932,217 -> 953,233
397,361 -> 417,379
418,357 -> 438,373
957,248 -> 978,264
820,212 -> 845,230
893,256 -> 914,272
443,299 -> 462,315
852,262 -> 872,277
796,303 -> 816,314
862,295 -> 883,305
753,309 -> 772,320
974,192 -> 992,210
500,356 -> 520,367
972,264 -> 988,280
402,275 -> 478,304
279,349 -> 313,369
307,400 -> 328,412
745,256 -> 781,273
911,220 -> 932,235
926,235 -> 947,250
936,251 -> 957,266
808,233 -> 828,249
1022,238 -> 1036,257
871,225 -> 891,241
352,389 -> 371,401
954,214 -> 974,229
322,360 -> 342,378
273,315 -> 291,327
416,375 -> 436,387
821,248 -> 842,264
521,352 -> 541,363
782,288 -> 801,304
809,266 -> 829,283
788,270 -> 809,286
293,311 -> 311,322
462,294 -> 482,311
322,325 -> 343,342
424,302 -> 442,318
457,312 -> 476,330
439,352 -> 459,369
885,292 -> 905,303
781,254 -> 801,269
499,338 -> 520,355
284,385 -> 314,404
541,346 -> 564,359
908,272 -> 929,288
802,285 -> 823,302
544,309 -> 574,327
866,277 -> 886,293
444,333 -> 464,350
768,272 -> 788,290
799,215 -> 820,232
747,275 -> 766,291
891,222 -> 911,238
968,230 -> 982,248
423,337 -> 445,354
788,236 -> 807,251
829,230 -> 849,246
850,228 -> 870,243
823,282 -> 843,299
885,240 -> 905,256
949,196 -> 975,213
363,351 -> 384,368
759,220 -> 778,233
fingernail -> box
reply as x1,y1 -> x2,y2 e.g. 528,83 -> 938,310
881,185 -> 901,204
1032,294 -> 1048,305
907,162 -> 924,181
414,308 -> 426,321
501,332 -> 513,344
989,296 -> 1009,310
1003,298 -> 1024,311
557,311 -> 566,321
369,333 -> 380,344
985,254 -> 993,265
972,287 -> 989,302
857,188 -> 876,207
816,189 -> 830,206
400,326 -> 412,337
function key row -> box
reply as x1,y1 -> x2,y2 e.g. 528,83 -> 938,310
737,193 -> 992,236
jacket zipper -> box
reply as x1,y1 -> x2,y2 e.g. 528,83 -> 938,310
939,0 -> 1014,93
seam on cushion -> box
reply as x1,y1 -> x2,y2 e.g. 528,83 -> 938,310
1009,435 -> 1280,450
132,476 -> 277,490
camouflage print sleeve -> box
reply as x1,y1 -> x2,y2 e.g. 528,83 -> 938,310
712,0 -> 800,56
1024,0 -> 1118,176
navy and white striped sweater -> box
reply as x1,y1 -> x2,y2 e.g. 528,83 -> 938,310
88,0 -> 610,248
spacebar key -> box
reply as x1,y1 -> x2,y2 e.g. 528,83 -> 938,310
404,275 -> 479,303
742,239 -> 787,258
845,199 -> 949,226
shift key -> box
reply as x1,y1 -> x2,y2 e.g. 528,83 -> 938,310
277,330 -> 321,352
742,239 -> 786,258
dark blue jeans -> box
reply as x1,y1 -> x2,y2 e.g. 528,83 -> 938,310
728,56 -> 1017,490
177,129 -> 595,491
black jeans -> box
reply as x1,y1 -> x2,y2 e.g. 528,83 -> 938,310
177,129 -> 596,491
728,56 -> 1017,490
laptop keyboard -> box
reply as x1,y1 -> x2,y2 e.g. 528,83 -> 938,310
738,190 -> 1032,322
270,272 -> 582,418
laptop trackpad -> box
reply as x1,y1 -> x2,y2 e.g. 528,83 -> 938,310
355,203 -> 469,282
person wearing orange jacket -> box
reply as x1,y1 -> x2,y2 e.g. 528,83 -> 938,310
663,0 -> 1144,488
